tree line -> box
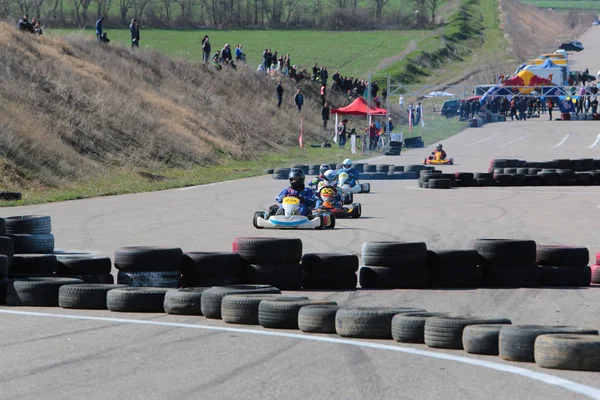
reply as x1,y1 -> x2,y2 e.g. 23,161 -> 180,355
0,0 -> 443,29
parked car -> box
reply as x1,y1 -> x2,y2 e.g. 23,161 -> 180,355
559,41 -> 584,52
440,99 -> 463,118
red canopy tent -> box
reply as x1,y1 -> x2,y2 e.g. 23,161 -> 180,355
330,97 -> 387,154
330,97 -> 387,115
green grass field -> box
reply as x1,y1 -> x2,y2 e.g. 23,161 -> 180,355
50,29 -> 427,79
520,0 -> 600,10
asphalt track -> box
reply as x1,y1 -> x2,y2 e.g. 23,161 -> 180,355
2,28 -> 600,400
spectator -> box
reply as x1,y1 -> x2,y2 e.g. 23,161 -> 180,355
592,96 -> 598,114
99,32 -> 110,44
385,118 -> 394,133
294,89 -> 304,113
96,17 -> 104,43
17,15 -> 33,32
312,63 -> 319,80
276,82 -> 284,108
320,84 -> 326,106
202,35 -> 211,63
211,52 -> 221,70
547,97 -> 554,120
366,122 -> 379,151
321,103 -> 330,129
130,19 -> 140,48
221,44 -> 232,63
338,119 -> 348,148
33,20 -> 43,35
320,67 -> 328,85
235,44 -> 246,63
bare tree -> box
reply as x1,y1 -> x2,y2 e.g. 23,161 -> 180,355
50,0 -> 64,22
334,0 -> 350,8
73,0 -> 93,24
120,0 -> 134,22
97,0 -> 112,18
283,0 -> 301,23
15,0 -> 44,17
425,0 -> 439,24
373,0 -> 387,18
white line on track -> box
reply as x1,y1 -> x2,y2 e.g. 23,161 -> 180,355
1,309 -> 600,399
466,135 -> 499,147
553,134 -> 570,148
499,134 -> 530,148
590,134 -> 600,149
406,187 -> 598,195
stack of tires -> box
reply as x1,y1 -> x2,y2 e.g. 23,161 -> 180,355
474,239 -> 540,287
54,251 -> 115,284
418,170 -> 441,188
404,136 -> 424,148
454,172 -> 474,187
384,141 -> 402,156
536,245 -> 591,286
359,242 -> 429,288
114,246 -> 183,288
233,237 -> 304,290
427,250 -> 482,288
0,192 -> 22,201
272,168 -> 290,180
181,252 -> 244,287
301,253 -> 358,289
5,215 -> 56,279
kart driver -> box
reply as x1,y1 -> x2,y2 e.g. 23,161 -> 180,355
276,169 -> 316,217
428,144 -> 447,160
316,169 -> 343,208
309,164 -> 331,188
338,158 -> 359,186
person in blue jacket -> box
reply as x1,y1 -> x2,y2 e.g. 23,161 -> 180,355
95,17 -> 104,43
309,164 -> 331,188
337,158 -> 359,186
275,169 -> 315,217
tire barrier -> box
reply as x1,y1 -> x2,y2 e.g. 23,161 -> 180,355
270,163 -> 423,180
298,305 -> 340,333
4,215 -> 54,255
301,253 -> 358,290
164,287 -> 209,315
6,277 -> 83,306
258,299 -> 338,330
359,242 -> 429,289
535,334 -> 600,371
424,315 -> 512,350
106,287 -> 170,313
336,306 -> 426,339
0,191 -> 22,201
221,294 -> 309,325
59,284 -> 127,309
462,324 -> 513,355
181,252 -> 243,288
391,312 -> 449,344
200,285 -> 281,319
117,271 -> 181,288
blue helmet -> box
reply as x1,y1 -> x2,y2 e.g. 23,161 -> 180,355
319,164 -> 330,175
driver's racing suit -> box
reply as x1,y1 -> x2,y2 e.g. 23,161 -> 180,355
276,187 -> 315,217
429,150 -> 447,160
337,167 -> 359,186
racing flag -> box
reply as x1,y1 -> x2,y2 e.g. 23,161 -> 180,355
299,115 -> 303,148
420,104 -> 425,128
408,108 -> 413,133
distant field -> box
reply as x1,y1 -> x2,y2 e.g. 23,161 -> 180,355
49,29 -> 427,78
520,0 -> 600,10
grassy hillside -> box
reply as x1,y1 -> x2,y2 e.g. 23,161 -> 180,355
50,29 -> 428,79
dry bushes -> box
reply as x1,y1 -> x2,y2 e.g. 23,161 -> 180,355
0,22 -> 332,188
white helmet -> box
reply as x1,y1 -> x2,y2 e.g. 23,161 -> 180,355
323,169 -> 338,186
343,158 -> 352,168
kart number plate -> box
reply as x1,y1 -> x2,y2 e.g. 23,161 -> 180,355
283,197 -> 300,205
321,188 -> 335,196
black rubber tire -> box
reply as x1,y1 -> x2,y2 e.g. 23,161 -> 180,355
4,215 -> 51,234
499,325 -> 598,362
5,277 -> 83,306
114,246 -> 183,272
8,234 -> 55,254
242,263 -> 303,290
185,276 -> 241,287
11,254 -> 57,274
474,239 -> 536,267
427,250 -> 482,287
424,315 -> 512,349
298,305 -> 341,333
524,174 -> 543,186
389,165 -> 404,172
336,306 -> 426,339
163,287 -> 210,315
494,174 -> 512,186
539,172 -> 559,186
106,287 -> 170,313
391,312 -> 449,343
362,241 -> 427,268
482,265 -> 540,287
428,178 -> 451,189
273,168 -> 290,175
0,218 -> 5,235
462,324 -> 513,355
359,265 -> 428,289
232,237 -> 303,264
536,245 -> 589,267
535,334 -> 600,371
181,252 -> 243,286
65,274 -> 115,284
301,253 -> 359,273
539,266 -> 591,286
302,271 -> 357,290
55,255 -> 112,275
474,172 -> 493,179
0,237 -> 13,266
59,284 -> 127,309
116,270 -> 181,288
264,168 -> 275,174
259,299 -> 337,329
200,285 -> 280,319
0,192 -> 22,201
0,255 -> 8,279
221,294 -> 308,325
376,164 -> 391,173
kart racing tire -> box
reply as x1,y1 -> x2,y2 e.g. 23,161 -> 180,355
392,312 -> 450,343
536,245 -> 589,267
253,211 -> 264,229
462,324 -> 513,355
343,192 -> 353,205
535,334 -> 600,371
351,203 -> 361,218
302,253 -> 359,273
298,305 -> 341,333
360,183 -> 370,193
232,237 -> 303,264
425,315 -> 512,349
336,306 -> 426,339
59,284 -> 127,310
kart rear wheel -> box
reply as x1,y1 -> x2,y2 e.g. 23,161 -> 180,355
315,214 -> 325,230
253,211 -> 264,229
327,213 -> 336,229
361,183 -> 371,193
351,204 -> 361,218
343,192 -> 353,205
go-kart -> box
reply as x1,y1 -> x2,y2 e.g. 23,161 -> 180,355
315,187 -> 362,219
422,151 -> 454,165
338,171 -> 371,194
312,178 -> 353,204
253,195 -> 335,229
